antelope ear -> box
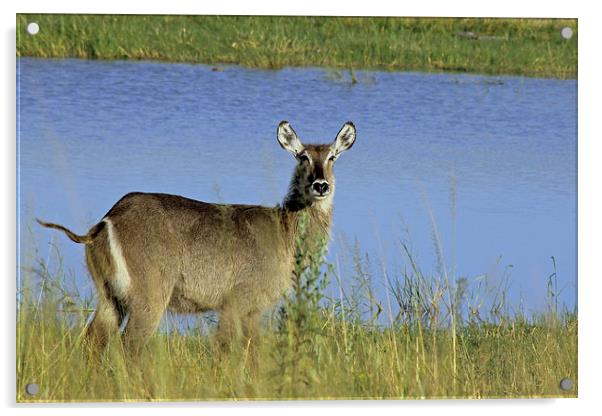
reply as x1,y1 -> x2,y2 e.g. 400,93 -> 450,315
277,121 -> 304,156
332,121 -> 356,155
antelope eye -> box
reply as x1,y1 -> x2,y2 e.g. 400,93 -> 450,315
328,155 -> 336,162
298,154 -> 310,163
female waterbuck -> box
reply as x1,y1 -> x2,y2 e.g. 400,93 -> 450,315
38,121 -> 356,354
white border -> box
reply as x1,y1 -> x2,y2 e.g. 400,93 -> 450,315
8,0 -> 583,17
3,1 -> 600,415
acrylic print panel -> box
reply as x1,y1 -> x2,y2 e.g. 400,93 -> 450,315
16,14 -> 577,402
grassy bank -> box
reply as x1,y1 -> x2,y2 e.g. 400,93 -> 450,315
17,302 -> 577,401
17,15 -> 577,78
17,241 -> 577,401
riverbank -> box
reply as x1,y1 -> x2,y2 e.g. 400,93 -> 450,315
17,241 -> 577,401
18,299 -> 578,401
17,15 -> 577,79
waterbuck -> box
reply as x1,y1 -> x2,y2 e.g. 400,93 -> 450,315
38,121 -> 356,354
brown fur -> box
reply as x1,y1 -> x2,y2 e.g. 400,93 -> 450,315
38,121 -> 356,355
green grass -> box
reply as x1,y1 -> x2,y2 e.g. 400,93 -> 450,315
17,238 -> 577,402
16,15 -> 577,78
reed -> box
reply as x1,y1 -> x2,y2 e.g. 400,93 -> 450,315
17,231 -> 577,401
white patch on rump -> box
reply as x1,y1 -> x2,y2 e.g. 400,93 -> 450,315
104,218 -> 131,299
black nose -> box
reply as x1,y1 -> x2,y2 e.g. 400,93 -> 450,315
312,181 -> 329,195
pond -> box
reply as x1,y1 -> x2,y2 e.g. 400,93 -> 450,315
17,57 -> 577,317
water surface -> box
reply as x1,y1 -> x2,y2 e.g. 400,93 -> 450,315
17,58 -> 577,316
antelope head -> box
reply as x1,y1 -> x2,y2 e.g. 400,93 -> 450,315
278,121 -> 356,210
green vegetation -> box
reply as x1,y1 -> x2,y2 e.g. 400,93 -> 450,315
16,15 -> 577,78
17,232 -> 577,402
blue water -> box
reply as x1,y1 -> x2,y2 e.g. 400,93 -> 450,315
17,58 -> 577,317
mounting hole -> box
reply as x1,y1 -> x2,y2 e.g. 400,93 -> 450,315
25,383 -> 39,395
560,27 -> 573,40
26,22 -> 39,35
559,378 -> 573,391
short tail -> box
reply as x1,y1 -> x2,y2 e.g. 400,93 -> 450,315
36,218 -> 95,244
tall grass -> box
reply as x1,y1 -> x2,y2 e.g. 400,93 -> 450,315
17,222 -> 577,402
16,15 -> 577,78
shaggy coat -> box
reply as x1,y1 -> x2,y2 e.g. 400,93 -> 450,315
38,121 -> 356,353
